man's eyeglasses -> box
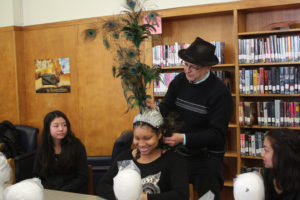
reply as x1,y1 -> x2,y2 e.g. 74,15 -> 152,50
183,61 -> 202,70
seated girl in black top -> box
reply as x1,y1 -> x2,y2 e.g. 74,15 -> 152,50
33,110 -> 88,193
262,129 -> 300,200
96,109 -> 189,200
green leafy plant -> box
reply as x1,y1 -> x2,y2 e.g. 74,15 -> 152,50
102,0 -> 161,113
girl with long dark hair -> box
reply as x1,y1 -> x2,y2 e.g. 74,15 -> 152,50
33,110 -> 88,193
262,129 -> 300,200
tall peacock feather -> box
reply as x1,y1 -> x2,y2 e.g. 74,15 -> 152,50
102,0 -> 161,113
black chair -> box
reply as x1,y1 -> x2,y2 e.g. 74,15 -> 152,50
13,125 -> 39,182
111,130 -> 133,162
87,130 -> 133,194
86,155 -> 111,194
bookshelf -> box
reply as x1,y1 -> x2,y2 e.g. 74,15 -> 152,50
149,1 -> 300,199
237,5 -> 300,196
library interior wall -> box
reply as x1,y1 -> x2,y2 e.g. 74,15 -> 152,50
0,28 -> 19,123
0,0 -> 239,27
0,0 -> 240,156
1,21 -> 137,155
2,3 -> 299,200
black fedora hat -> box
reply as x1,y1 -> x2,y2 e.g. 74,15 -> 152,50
178,37 -> 219,66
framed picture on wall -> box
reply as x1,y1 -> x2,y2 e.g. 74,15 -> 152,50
35,58 -> 71,93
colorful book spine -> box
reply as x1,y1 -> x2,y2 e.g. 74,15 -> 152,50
259,67 -> 264,94
296,102 -> 300,127
264,70 -> 269,94
290,66 -> 295,94
284,67 -> 290,94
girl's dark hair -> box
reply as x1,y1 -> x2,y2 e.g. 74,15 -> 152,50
265,129 -> 300,192
38,110 -> 76,177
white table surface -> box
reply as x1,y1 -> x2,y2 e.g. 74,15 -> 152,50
44,189 -> 105,200
3,183 -> 106,200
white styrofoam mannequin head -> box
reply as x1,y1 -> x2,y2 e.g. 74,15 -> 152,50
234,172 -> 264,200
3,178 -> 44,200
113,168 -> 143,200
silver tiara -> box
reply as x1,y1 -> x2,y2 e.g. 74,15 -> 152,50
133,108 -> 163,128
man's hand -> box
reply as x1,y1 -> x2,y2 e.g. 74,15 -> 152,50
163,133 -> 184,147
146,98 -> 157,110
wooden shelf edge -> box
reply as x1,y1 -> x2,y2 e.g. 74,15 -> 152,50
153,94 -> 165,98
240,94 -> 300,97
224,180 -> 234,187
241,155 -> 263,160
160,66 -> 183,70
213,64 -> 235,68
228,123 -> 237,128
225,151 -> 238,158
241,125 -> 300,130
238,28 -> 300,36
154,93 -> 236,98
239,62 -> 300,66
159,63 -> 235,70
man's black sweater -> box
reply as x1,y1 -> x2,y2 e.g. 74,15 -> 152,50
159,72 -> 233,152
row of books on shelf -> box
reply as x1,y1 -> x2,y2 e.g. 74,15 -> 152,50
238,34 -> 300,64
239,101 -> 300,127
152,41 -> 225,67
153,71 -> 231,95
240,131 -> 265,157
153,72 -> 179,95
241,166 -> 264,175
239,66 -> 300,94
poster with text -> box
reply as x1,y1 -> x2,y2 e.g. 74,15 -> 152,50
35,58 -> 71,93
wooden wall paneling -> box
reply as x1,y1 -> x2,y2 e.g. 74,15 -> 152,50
14,27 -> 26,124
22,25 -> 81,143
77,21 -> 137,155
0,28 -> 19,123
18,17 -> 139,156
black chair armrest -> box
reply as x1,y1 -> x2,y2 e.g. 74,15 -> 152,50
111,130 -> 133,162
14,150 -> 36,182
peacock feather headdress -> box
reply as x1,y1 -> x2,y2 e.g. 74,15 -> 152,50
102,0 -> 161,113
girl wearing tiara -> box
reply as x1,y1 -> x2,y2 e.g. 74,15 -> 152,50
96,109 -> 189,200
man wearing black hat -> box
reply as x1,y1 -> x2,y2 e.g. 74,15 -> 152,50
147,37 -> 233,200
